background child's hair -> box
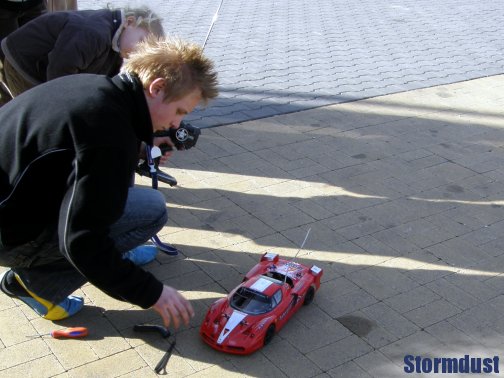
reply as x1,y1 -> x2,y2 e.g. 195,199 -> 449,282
123,6 -> 164,37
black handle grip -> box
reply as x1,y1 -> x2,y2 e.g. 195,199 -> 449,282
133,324 -> 171,338
159,143 -> 173,155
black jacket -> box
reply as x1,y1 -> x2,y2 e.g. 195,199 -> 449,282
0,73 -> 163,309
0,0 -> 44,11
1,9 -> 123,84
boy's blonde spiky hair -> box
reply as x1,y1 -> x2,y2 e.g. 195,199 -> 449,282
122,35 -> 219,104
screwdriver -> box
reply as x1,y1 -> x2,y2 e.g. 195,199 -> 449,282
29,327 -> 88,339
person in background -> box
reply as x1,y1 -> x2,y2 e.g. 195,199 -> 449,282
0,5 -> 164,102
0,36 -> 219,327
0,0 -> 47,105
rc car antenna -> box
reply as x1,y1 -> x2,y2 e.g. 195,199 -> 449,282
202,0 -> 225,50
284,228 -> 312,284
294,227 -> 312,262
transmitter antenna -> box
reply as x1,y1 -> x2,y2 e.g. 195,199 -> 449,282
202,0 -> 225,50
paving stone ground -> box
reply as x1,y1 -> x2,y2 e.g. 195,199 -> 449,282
2,1 -> 504,377
84,0 -> 504,127
2,75 -> 504,377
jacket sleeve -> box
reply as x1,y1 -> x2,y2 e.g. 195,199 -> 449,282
47,28 -> 111,80
58,145 -> 163,309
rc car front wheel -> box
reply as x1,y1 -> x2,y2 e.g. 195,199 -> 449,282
264,324 -> 276,346
303,286 -> 315,306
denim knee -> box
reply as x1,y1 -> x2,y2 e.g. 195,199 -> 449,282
151,190 -> 168,228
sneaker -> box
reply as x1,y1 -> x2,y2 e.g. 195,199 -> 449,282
122,245 -> 158,266
0,269 -> 84,320
151,235 -> 179,256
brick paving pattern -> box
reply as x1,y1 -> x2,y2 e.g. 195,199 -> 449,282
81,0 -> 504,127
1,1 -> 504,377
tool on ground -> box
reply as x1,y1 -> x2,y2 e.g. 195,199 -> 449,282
155,336 -> 176,375
134,323 -> 176,374
133,324 -> 171,338
28,326 -> 88,339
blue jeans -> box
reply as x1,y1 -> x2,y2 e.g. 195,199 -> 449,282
0,187 -> 167,304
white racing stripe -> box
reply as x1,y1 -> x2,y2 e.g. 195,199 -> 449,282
217,310 -> 247,344
250,277 -> 273,292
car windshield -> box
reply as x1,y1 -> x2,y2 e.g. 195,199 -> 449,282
230,287 -> 272,315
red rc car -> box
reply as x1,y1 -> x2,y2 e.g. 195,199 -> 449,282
200,252 -> 323,355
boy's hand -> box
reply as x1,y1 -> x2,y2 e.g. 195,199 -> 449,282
152,285 -> 195,329
153,136 -> 174,165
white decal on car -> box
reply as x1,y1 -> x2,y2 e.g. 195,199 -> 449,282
217,311 -> 247,344
250,277 -> 273,292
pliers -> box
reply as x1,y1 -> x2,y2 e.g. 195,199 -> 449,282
134,324 -> 176,374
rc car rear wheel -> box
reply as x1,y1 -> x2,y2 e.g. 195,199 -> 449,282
303,286 -> 315,306
264,324 -> 275,346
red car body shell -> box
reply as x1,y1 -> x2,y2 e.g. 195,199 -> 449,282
200,253 -> 323,355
